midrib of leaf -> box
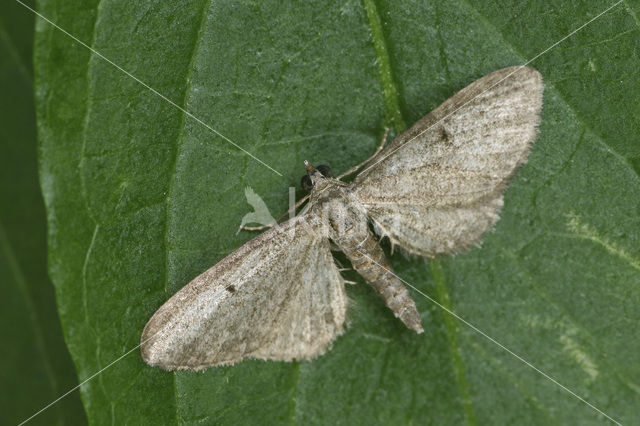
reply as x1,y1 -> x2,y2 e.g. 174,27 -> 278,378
0,221 -> 62,421
362,1 -> 476,424
362,0 -> 405,132
457,0 -> 640,182
431,260 -> 477,425
165,0 -> 215,423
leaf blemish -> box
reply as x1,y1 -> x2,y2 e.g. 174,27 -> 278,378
559,333 -> 599,382
566,212 -> 640,272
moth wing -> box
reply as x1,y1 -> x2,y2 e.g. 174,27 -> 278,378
141,214 -> 346,370
352,66 -> 543,256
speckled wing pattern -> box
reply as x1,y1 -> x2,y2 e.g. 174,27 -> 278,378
352,67 -> 543,256
141,214 -> 346,369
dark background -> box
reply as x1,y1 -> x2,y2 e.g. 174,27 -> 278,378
0,0 -> 86,424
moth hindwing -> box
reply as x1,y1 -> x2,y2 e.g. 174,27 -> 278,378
141,66 -> 543,369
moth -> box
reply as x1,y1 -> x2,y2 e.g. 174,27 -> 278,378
141,66 -> 543,369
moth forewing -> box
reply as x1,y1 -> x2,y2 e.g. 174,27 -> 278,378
352,66 -> 543,257
141,66 -> 543,369
141,214 -> 347,370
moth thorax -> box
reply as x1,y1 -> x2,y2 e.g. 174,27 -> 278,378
324,197 -> 368,238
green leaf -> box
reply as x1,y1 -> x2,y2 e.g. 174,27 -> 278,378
35,0 -> 640,424
0,1 -> 85,425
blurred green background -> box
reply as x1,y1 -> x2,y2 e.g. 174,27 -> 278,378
0,1 -> 85,424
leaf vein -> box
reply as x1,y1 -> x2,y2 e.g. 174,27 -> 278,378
362,1 -> 477,422
361,0 -> 405,132
431,259 -> 477,426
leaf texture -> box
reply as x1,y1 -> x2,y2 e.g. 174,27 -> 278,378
35,0 -> 640,424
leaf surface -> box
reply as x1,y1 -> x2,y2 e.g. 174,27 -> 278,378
35,0 -> 640,424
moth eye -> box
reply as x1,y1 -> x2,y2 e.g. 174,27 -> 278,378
301,174 -> 314,191
317,165 -> 332,178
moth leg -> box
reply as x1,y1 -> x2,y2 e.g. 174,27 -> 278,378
374,127 -> 390,155
337,127 -> 389,180
240,194 -> 310,232
239,223 -> 274,231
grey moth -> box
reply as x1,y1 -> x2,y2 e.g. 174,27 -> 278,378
141,66 -> 543,369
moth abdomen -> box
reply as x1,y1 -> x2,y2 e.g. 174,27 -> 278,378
332,216 -> 423,333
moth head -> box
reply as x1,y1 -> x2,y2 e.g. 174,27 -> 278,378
301,160 -> 332,192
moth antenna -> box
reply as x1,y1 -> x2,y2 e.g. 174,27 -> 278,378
304,160 -> 316,173
239,224 -> 275,232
